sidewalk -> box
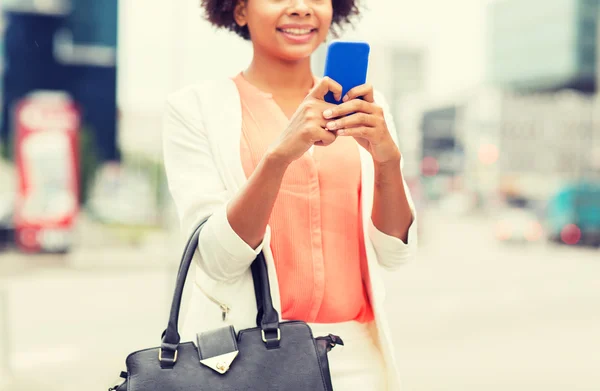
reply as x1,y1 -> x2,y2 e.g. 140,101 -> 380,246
0,264 -> 176,391
0,216 -> 185,391
0,254 -> 179,390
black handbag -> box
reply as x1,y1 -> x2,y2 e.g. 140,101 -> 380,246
109,219 -> 344,391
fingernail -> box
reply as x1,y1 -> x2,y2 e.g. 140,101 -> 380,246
326,121 -> 336,130
342,95 -> 349,102
323,109 -> 333,119
337,129 -> 346,135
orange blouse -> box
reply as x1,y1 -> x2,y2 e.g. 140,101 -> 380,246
234,73 -> 374,324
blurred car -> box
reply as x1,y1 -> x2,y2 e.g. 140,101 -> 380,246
546,181 -> 600,247
494,196 -> 544,243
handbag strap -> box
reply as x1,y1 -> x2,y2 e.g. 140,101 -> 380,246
160,218 -> 281,367
251,251 -> 281,348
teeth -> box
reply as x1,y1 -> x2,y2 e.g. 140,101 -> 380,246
281,28 -> 313,35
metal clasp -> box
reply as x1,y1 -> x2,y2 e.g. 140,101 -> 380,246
158,348 -> 178,363
261,328 -> 281,343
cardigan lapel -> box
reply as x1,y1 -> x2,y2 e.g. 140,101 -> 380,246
199,78 -> 282,316
201,79 -> 248,189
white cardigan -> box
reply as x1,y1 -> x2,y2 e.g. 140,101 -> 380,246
162,78 -> 418,390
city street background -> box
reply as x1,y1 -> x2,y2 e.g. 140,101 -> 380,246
2,0 -> 600,390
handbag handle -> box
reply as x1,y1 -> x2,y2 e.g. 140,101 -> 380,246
159,218 -> 281,367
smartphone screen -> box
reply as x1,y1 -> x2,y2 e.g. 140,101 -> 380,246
323,41 -> 370,104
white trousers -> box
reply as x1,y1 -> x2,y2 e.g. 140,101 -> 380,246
309,321 -> 388,391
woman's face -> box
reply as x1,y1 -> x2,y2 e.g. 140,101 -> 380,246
235,0 -> 333,62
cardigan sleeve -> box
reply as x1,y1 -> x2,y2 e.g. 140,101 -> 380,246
162,85 -> 267,282
369,90 -> 418,270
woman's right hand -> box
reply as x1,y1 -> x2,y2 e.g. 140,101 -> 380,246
268,77 -> 343,165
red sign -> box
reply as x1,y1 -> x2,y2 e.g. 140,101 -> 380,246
13,91 -> 80,253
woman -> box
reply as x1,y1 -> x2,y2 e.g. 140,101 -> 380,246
162,0 -> 417,389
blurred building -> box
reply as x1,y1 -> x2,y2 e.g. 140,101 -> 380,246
1,0 -> 118,162
460,89 -> 598,202
459,88 -> 503,202
418,105 -> 465,200
482,0 -> 600,208
489,0 -> 599,93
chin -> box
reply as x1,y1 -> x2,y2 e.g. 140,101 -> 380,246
277,46 -> 319,62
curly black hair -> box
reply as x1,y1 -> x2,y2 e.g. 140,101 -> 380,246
200,0 -> 361,40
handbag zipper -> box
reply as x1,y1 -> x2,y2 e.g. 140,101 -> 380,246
194,280 -> 230,321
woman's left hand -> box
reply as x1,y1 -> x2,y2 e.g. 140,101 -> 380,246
322,84 -> 401,164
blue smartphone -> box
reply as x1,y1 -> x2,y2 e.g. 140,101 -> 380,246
323,40 -> 370,104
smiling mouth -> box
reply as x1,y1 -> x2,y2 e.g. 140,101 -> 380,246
276,28 -> 317,36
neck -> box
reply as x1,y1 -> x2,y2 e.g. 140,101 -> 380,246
243,51 -> 315,97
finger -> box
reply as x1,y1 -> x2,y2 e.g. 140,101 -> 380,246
343,83 -> 375,103
325,112 -> 377,131
322,99 -> 374,119
336,126 -> 373,138
308,77 -> 343,101
314,128 -> 337,146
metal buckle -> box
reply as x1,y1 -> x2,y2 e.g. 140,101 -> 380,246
158,348 -> 178,363
261,328 -> 281,343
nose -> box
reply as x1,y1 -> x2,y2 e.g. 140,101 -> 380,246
287,0 -> 312,17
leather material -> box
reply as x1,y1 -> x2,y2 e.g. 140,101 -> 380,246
316,334 -> 345,352
114,322 -> 338,391
315,335 -> 344,391
111,218 -> 343,391
251,252 -> 280,330
197,326 -> 239,374
196,326 -> 238,360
